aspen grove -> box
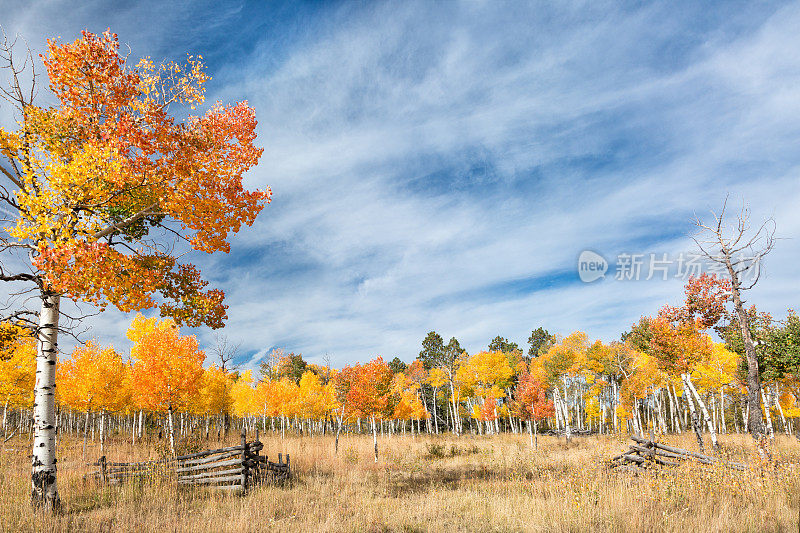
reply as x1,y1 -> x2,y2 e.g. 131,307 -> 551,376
2,273 -> 799,467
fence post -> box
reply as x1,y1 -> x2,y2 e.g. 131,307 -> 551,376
240,428 -> 248,493
99,455 -> 107,484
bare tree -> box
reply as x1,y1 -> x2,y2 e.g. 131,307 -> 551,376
693,197 -> 776,447
210,333 -> 240,438
211,333 -> 241,371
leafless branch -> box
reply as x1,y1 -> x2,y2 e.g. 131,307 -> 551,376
212,333 -> 241,371
692,197 -> 776,291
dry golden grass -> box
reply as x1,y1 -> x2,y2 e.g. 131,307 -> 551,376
1,431 -> 799,532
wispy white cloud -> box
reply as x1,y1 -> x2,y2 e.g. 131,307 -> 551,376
1,1 -> 799,369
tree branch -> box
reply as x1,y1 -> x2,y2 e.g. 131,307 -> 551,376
93,203 -> 159,240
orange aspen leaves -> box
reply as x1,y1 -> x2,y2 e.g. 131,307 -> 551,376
1,30 -> 270,329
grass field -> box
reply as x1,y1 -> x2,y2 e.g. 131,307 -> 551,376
1,432 -> 799,532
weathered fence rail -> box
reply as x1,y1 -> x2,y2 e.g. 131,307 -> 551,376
87,430 -> 290,494
610,435 -> 746,472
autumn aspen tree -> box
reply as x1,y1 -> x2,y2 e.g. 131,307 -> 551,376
0,31 -> 268,508
128,315 -> 205,455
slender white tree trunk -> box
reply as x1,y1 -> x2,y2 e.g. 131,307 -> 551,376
527,419 -> 533,447
668,383 -> 682,433
684,378 -> 718,449
773,385 -> 788,434
99,410 -> 106,455
554,386 -> 571,441
720,387 -> 727,434
655,391 -> 667,434
167,405 -> 176,455
371,416 -> 378,462
611,380 -> 618,433
744,402 -> 749,433
31,292 -> 61,509
681,374 -> 705,452
761,387 -> 774,438
432,388 -> 439,434
83,409 -> 90,459
448,378 -> 460,435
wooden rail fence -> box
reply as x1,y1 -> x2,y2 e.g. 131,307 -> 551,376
611,434 -> 746,472
88,430 -> 290,494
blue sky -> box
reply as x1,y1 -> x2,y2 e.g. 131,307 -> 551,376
2,0 -> 800,369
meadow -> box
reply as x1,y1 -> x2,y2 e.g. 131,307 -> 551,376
1,432 -> 799,532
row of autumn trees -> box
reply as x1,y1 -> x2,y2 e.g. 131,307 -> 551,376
2,274 -> 798,462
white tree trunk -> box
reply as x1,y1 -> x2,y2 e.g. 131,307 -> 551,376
611,380 -> 618,433
167,405 -> 176,455
720,388 -> 727,434
681,374 -> 705,452
554,386 -> 571,441
685,379 -> 717,449
773,385 -> 788,434
83,409 -> 90,459
432,388 -> 439,434
655,391 -> 668,434
527,419 -> 533,447
371,416 -> 378,462
761,387 -> 774,438
448,377 -> 460,435
31,292 -> 61,509
99,410 -> 106,455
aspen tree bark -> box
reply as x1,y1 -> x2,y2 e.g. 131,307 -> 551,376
686,380 -> 719,450
335,404 -> 346,455
554,386 -> 571,441
761,387 -> 774,438
553,389 -> 563,432
31,292 -> 60,509
655,391 -> 668,434
774,385 -> 788,434
685,376 -> 718,448
636,401 -> 644,435
720,388 -> 727,434
681,374 -> 705,453
527,419 -> 533,448
432,387 -> 439,434
167,405 -> 176,455
371,416 -> 378,462
744,401 -> 749,433
667,384 -> 680,433
83,409 -> 90,459
611,380 -> 619,433
449,377 -> 460,436
99,411 -> 106,456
